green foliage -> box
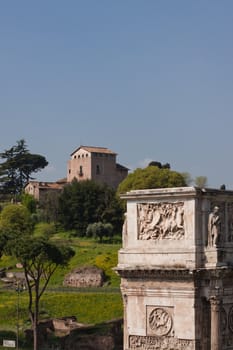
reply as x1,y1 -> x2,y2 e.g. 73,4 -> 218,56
0,291 -> 123,331
48,236 -> 121,287
39,191 -> 61,223
194,176 -> 208,188
0,237 -> 122,339
117,165 -> 186,194
10,236 -> 75,269
148,161 -> 170,169
21,193 -> 37,214
33,222 -> 56,238
6,235 -> 75,350
0,204 -> 33,237
58,179 -> 124,236
86,222 -> 113,242
181,172 -> 193,186
0,139 -> 48,197
42,292 -> 123,324
95,252 -> 119,285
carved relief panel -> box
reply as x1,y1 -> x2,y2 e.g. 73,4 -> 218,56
128,335 -> 197,350
128,304 -> 198,349
137,202 -> 185,240
146,305 -> 174,337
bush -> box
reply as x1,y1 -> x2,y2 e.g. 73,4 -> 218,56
33,222 -> 57,238
86,222 -> 113,242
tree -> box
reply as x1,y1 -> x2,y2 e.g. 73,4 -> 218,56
39,191 -> 61,223
86,222 -> 113,242
0,139 -> 48,197
21,193 -> 37,214
58,179 -> 124,236
0,203 -> 75,350
117,165 -> 186,194
148,161 -> 170,169
6,237 -> 75,350
181,172 -> 193,186
194,176 -> 208,188
0,204 -> 33,236
0,204 -> 33,259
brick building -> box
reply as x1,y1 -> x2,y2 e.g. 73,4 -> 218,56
25,146 -> 128,200
67,145 -> 128,189
24,179 -> 66,201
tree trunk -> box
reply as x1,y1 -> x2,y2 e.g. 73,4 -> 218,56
33,320 -> 38,350
33,287 -> 40,350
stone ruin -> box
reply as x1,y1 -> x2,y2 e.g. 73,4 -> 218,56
26,317 -> 123,350
116,186 -> 233,350
63,266 -> 105,288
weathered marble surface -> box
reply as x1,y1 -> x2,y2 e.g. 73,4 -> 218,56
116,187 -> 233,350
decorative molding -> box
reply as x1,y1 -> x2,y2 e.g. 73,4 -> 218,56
116,267 -> 193,280
120,288 -> 195,299
116,265 -> 233,282
137,202 -> 185,240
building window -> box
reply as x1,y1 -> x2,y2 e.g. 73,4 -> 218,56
96,165 -> 100,175
79,166 -> 83,176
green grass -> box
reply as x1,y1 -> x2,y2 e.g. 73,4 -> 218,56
48,234 -> 122,287
0,290 -> 123,330
41,291 -> 123,323
0,235 -> 123,336
0,291 -> 29,330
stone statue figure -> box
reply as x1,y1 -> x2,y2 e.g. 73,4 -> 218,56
122,212 -> 127,236
208,206 -> 221,247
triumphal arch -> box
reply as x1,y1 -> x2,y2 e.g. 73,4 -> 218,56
116,187 -> 233,350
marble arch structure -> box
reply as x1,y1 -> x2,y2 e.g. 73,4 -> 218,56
116,187 -> 233,350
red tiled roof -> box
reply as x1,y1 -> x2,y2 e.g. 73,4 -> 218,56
25,181 -> 64,190
38,182 -> 63,190
70,146 -> 117,156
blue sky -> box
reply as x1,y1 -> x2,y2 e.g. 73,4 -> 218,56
1,1 -> 233,188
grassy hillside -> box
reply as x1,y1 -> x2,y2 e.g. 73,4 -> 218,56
49,232 -> 122,287
0,233 -> 123,335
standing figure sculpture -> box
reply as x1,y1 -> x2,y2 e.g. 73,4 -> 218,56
208,206 -> 221,247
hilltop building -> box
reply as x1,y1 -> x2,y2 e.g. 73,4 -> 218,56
24,179 -> 66,201
25,145 -> 128,200
67,145 -> 128,189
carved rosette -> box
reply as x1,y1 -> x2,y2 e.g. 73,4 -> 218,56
137,202 -> 185,240
148,307 -> 173,336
